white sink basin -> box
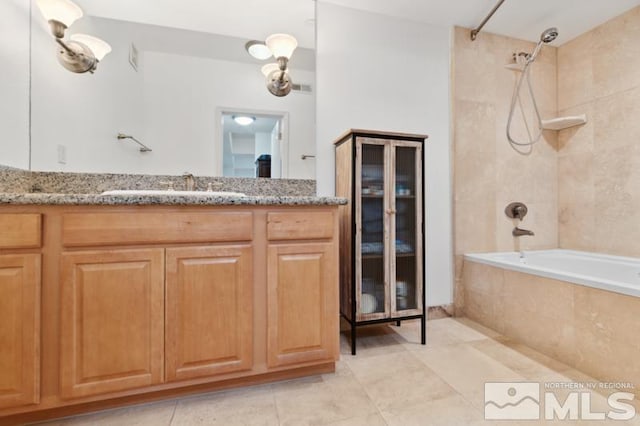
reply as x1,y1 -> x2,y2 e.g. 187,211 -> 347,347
100,190 -> 247,197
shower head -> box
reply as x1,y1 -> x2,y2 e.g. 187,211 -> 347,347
528,27 -> 559,64
540,27 -> 558,43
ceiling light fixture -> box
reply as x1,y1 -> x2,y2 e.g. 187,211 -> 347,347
233,115 -> 256,126
245,40 -> 272,60
264,33 -> 298,97
36,0 -> 111,74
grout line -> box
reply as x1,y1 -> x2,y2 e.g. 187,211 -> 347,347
167,401 -> 177,426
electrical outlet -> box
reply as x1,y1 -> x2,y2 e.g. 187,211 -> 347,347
57,144 -> 67,164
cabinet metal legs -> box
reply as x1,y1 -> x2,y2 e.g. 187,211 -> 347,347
350,324 -> 357,355
421,315 -> 426,345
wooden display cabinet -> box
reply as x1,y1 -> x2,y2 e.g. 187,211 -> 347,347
335,129 -> 427,354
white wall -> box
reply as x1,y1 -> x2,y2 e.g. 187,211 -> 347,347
30,16 -> 145,173
316,2 -> 454,306
29,15 -> 316,179
0,0 -> 31,169
142,52 -> 315,177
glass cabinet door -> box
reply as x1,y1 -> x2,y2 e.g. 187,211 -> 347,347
392,144 -> 422,314
358,143 -> 387,318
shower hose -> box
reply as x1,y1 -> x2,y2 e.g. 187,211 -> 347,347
506,56 -> 544,153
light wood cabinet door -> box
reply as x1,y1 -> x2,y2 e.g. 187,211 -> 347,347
165,245 -> 253,382
59,249 -> 164,399
0,254 -> 40,409
267,243 -> 338,368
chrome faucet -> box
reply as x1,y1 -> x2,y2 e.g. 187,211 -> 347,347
182,172 -> 196,191
513,226 -> 534,237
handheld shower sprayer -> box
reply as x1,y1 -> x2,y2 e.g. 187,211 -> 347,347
528,27 -> 558,64
506,27 -> 559,153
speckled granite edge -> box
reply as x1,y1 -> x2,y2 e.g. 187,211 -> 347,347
0,166 -> 30,193
0,193 -> 347,206
28,172 -> 316,196
0,168 -> 316,196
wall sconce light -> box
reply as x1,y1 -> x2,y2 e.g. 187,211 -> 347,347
36,0 -> 112,74
264,34 -> 298,97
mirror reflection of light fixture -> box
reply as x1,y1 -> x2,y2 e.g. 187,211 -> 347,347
36,0 -> 112,74
261,63 -> 288,77
233,115 -> 256,126
264,33 -> 298,97
245,40 -> 272,60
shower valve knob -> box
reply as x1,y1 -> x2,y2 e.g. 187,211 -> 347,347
505,202 -> 528,221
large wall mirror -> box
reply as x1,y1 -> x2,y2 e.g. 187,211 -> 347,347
1,0 -> 316,179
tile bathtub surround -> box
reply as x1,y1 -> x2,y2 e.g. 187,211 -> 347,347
0,169 -> 316,196
452,27 -> 559,313
33,318 -> 640,426
558,6 -> 640,257
462,260 -> 640,399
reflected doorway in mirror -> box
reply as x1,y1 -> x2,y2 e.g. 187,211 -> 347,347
217,108 -> 288,179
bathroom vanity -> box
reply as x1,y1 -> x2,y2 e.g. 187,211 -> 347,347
0,192 -> 344,424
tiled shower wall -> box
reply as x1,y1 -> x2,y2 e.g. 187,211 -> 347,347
452,27 -> 558,309
557,6 -> 640,257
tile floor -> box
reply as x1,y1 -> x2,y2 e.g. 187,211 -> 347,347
35,318 -> 640,425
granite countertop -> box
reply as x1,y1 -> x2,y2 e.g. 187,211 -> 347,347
0,192 -> 348,206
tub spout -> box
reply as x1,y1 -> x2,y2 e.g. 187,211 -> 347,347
513,226 -> 534,237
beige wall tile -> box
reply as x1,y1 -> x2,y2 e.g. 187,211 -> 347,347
454,200 -> 496,254
454,100 -> 496,155
592,7 -> 640,99
557,31 -> 594,110
453,26 -> 558,264
557,103 -> 594,156
454,149 -> 496,203
558,200 -> 596,251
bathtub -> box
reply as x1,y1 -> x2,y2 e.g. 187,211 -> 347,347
465,249 -> 640,298
462,249 -> 640,397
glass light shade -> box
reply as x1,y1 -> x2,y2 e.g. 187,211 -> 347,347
36,0 -> 83,27
265,34 -> 298,59
233,116 -> 255,126
71,34 -> 112,61
261,63 -> 285,77
245,41 -> 272,60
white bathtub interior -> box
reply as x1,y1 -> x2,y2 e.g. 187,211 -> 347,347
464,249 -> 640,298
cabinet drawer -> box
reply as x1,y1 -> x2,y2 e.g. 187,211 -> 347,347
267,211 -> 335,241
62,212 -> 253,247
0,214 -> 41,249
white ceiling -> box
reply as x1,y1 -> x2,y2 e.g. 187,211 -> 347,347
322,0 -> 640,45
74,0 -> 316,48
74,0 -> 640,48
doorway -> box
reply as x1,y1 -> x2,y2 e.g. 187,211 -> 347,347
219,110 -> 287,178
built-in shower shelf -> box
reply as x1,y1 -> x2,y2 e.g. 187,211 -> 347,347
504,63 -> 525,72
541,114 -> 587,131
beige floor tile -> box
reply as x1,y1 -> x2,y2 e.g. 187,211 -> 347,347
412,342 -> 525,408
454,317 -> 504,339
273,372 -> 378,426
392,318 -> 490,350
340,325 -> 407,358
34,317 -> 637,426
171,385 -> 278,426
322,412 -> 388,426
380,393 -> 484,426
469,339 -> 563,380
35,400 -> 177,426
497,339 -> 573,374
347,351 -> 457,412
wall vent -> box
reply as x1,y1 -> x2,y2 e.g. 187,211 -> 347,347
292,83 -> 313,94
